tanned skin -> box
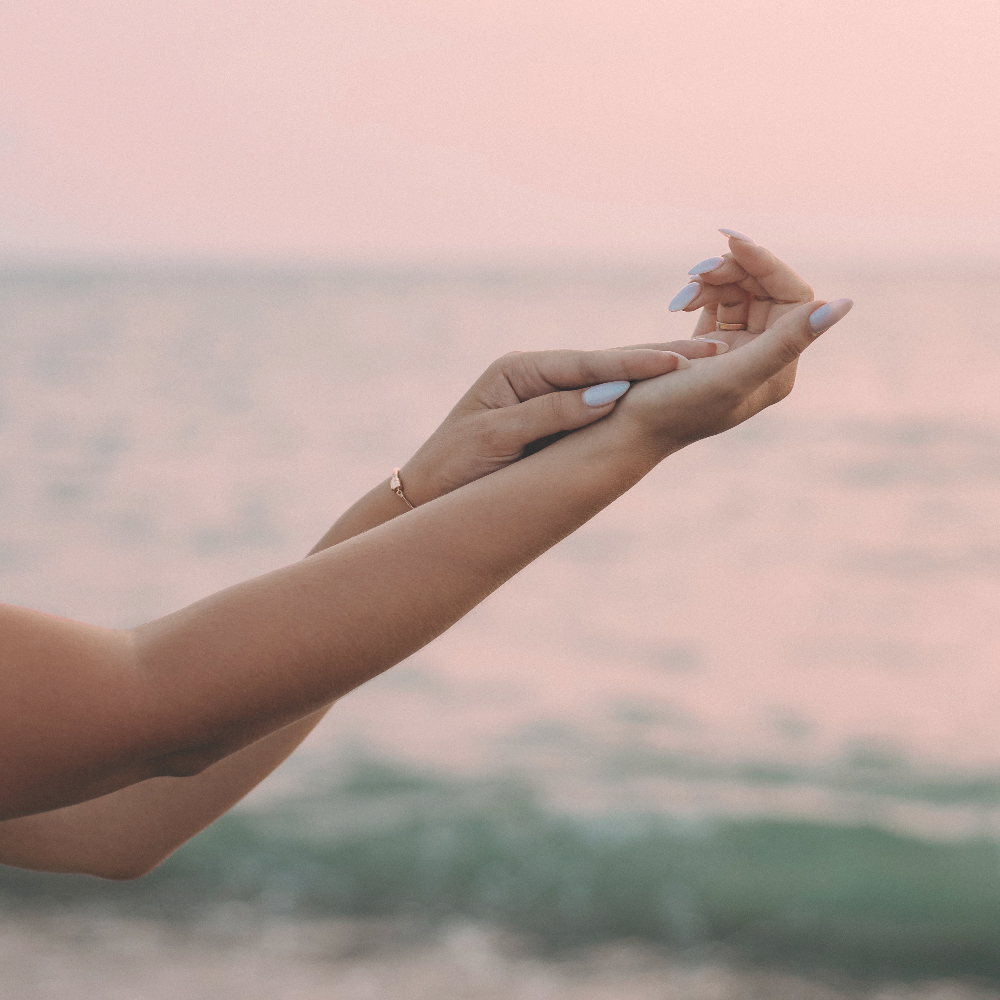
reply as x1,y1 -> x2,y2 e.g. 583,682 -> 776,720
0,239 -> 850,879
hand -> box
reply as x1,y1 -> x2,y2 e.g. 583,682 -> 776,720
609,233 -> 853,451
399,342 -> 726,505
671,228 -> 817,357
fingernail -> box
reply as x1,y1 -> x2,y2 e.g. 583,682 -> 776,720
693,338 -> 730,354
582,380 -> 631,407
718,228 -> 756,245
688,256 -> 725,275
808,297 -> 854,334
668,282 -> 701,312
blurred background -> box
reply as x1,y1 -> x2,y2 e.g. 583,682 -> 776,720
3,1 -> 1000,997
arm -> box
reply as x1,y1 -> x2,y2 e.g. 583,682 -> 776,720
0,344 -> 711,878
0,300 -> 851,819
0,403 -> 679,821
0,240 -> 850,876
0,493 -> 392,880
0,398 -> 673,819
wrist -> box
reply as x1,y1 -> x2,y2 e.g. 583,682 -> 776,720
397,457 -> 451,508
542,407 -> 679,487
308,477 -> 412,554
586,407 -> 684,468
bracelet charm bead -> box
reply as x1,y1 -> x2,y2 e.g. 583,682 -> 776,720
390,468 -> 415,510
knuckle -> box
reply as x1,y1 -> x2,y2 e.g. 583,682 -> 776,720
508,352 -> 534,379
774,339 -> 804,368
479,410 -> 525,452
476,420 -> 505,453
481,357 -> 514,393
574,351 -> 605,383
541,390 -> 572,426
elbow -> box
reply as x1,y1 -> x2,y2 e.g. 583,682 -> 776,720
89,865 -> 146,882
86,851 -> 172,881
96,865 -> 157,882
5,851 -> 169,882
150,744 -> 227,779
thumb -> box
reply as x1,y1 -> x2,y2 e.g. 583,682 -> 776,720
728,298 -> 853,390
499,365 -> 687,450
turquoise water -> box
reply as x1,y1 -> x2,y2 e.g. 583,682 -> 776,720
6,755 -> 1000,981
3,263 -> 1000,982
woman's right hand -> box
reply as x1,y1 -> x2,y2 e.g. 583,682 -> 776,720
608,236 -> 853,453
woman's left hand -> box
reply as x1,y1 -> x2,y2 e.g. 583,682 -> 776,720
398,341 -> 726,505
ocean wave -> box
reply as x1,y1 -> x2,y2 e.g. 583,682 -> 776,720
5,758 -> 1000,983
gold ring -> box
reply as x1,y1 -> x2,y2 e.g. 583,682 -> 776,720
717,322 -> 748,331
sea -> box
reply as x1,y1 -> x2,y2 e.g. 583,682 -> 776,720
2,258 -> 1000,998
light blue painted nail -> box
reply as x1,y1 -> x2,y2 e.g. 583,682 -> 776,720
718,228 -> 756,245
688,256 -> 725,275
668,282 -> 700,312
808,297 -> 854,333
582,380 -> 631,407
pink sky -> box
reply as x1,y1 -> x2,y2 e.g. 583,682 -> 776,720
2,0 -> 996,263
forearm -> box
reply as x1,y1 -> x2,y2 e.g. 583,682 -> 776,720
0,478 -> 413,875
0,238 -> 843,852
308,476 -> 412,554
0,416 -> 663,819
0,713 -> 323,879
137,421 -> 663,772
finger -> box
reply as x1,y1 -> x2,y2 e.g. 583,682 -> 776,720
688,255 -> 769,299
500,361 -> 685,446
611,338 -> 727,357
722,235 -> 814,304
716,293 -> 751,333
669,282 -> 750,313
692,303 -> 722,340
635,297 -> 731,349
498,347 -> 703,401
721,298 -> 853,391
747,297 -> 772,334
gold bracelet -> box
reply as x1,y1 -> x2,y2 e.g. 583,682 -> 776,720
390,468 -> 415,509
